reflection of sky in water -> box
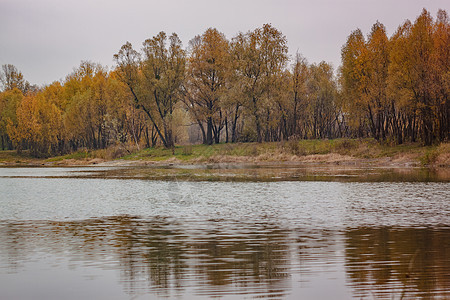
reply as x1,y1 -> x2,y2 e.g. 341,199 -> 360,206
0,167 -> 449,299
0,175 -> 448,227
0,167 -> 116,178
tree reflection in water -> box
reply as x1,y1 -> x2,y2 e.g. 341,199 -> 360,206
345,227 -> 450,299
0,216 -> 448,298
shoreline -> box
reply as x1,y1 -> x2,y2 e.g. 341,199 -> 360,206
1,150 -> 449,182
1,140 -> 449,169
0,153 -> 446,169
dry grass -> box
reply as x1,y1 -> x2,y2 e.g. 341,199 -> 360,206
296,153 -> 356,163
431,143 -> 450,167
104,139 -> 450,167
1,139 -> 449,168
391,153 -> 421,165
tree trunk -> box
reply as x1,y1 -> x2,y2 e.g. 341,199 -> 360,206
225,117 -> 229,143
367,104 -> 378,140
206,117 -> 213,145
231,104 -> 240,143
144,126 -> 151,148
411,113 -> 416,143
151,126 -> 158,147
252,97 -> 262,143
197,120 -> 207,145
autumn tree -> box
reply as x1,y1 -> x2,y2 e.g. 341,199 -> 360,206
388,9 -> 449,145
114,32 -> 186,148
288,53 -> 309,138
8,93 -> 63,157
339,22 -> 391,141
231,24 -> 288,142
366,22 -> 390,141
307,62 -> 339,139
388,20 -> 415,143
407,9 -> 436,145
340,28 -> 372,138
0,64 -> 33,94
0,88 -> 23,149
431,9 -> 449,142
63,62 -> 111,150
107,70 -> 152,149
184,28 -> 231,144
221,75 -> 244,143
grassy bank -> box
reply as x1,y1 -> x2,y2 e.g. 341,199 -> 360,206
1,139 -> 448,167
121,139 -> 449,167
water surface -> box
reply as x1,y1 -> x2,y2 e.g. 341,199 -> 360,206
0,167 -> 449,299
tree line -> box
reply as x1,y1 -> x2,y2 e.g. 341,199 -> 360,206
0,8 -> 448,157
340,9 -> 449,146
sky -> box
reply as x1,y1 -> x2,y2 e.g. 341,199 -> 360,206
0,0 -> 448,86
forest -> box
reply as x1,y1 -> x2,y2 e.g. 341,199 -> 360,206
0,9 -> 448,157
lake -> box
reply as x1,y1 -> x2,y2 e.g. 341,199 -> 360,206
0,166 -> 449,299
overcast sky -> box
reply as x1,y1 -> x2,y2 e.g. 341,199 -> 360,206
1,0 -> 448,86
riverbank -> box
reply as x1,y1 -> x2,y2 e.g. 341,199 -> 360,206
1,139 -> 449,168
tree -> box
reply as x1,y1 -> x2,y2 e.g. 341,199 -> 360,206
0,88 -> 23,149
63,62 -> 111,150
307,62 -> 338,139
0,64 -> 32,94
8,93 -> 63,157
366,22 -> 390,141
340,28 -> 372,138
388,20 -> 415,143
114,32 -> 186,148
289,53 -> 309,138
184,28 -> 231,144
431,9 -> 450,142
388,9 -> 447,145
408,9 -> 436,145
231,24 -> 288,142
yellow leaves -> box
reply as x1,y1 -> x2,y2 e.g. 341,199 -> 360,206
3,60 -> 123,156
389,8 -> 445,106
7,93 -> 63,156
340,9 -> 449,143
114,34 -> 187,148
0,88 -> 23,134
188,28 -> 230,95
9,95 -> 38,144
